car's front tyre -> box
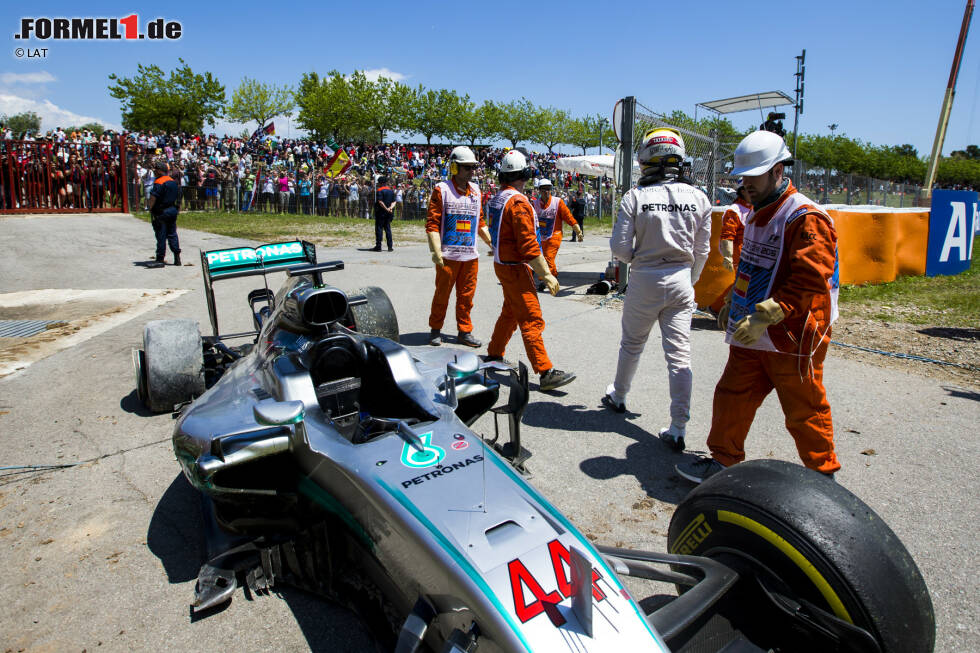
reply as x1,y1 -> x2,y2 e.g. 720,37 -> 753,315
668,460 -> 934,653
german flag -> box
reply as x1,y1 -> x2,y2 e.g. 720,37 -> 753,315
323,149 -> 351,179
250,121 -> 276,140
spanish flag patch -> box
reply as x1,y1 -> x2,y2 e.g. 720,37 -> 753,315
734,271 -> 750,298
455,219 -> 471,232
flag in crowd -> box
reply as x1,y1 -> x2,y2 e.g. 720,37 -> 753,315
323,149 -> 351,179
250,122 -> 275,140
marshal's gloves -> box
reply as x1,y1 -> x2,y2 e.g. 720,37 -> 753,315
718,290 -> 732,330
719,239 -> 735,272
572,225 -> 583,241
529,255 -> 559,296
426,231 -> 444,268
732,297 -> 785,346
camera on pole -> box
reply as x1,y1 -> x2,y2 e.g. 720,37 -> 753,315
761,112 -> 786,137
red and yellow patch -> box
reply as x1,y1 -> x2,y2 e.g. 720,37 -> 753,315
734,272 -> 750,298
455,219 -> 471,232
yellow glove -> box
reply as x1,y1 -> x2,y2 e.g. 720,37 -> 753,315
529,255 -> 559,296
573,225 -> 583,241
719,239 -> 735,272
426,231 -> 444,268
732,298 -> 785,346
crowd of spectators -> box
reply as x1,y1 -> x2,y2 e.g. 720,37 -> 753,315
0,123 -> 615,217
0,126 -> 126,210
127,131 -> 616,220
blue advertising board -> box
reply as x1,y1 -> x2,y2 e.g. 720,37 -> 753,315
926,190 -> 978,277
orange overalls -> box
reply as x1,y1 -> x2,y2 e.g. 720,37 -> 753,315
709,197 -> 751,313
533,195 -> 578,277
426,180 -> 485,335
486,187 -> 553,374
708,182 -> 841,474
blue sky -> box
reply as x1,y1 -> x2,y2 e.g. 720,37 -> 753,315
1,0 -> 977,157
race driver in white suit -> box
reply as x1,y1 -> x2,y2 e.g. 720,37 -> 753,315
602,128 -> 711,451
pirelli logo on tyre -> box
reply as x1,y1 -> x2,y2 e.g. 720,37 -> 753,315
670,513 -> 712,555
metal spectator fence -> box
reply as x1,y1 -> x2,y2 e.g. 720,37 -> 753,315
0,136 -> 129,213
792,160 -> 924,208
715,140 -> 925,208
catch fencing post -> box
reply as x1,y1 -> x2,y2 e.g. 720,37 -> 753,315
616,97 -> 635,293
709,129 -> 718,205
119,133 -> 130,214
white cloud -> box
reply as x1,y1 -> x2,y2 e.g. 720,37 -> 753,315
359,68 -> 408,83
0,71 -> 56,85
0,93 -> 121,132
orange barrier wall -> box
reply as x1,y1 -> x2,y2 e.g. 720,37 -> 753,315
694,208 -> 930,308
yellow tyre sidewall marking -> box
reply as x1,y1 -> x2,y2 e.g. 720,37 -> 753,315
717,509 -> 852,624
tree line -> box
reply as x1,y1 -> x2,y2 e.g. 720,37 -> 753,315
1,110 -> 106,138
12,60 -> 980,188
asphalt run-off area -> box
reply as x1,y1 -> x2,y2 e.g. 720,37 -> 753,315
1,213 -> 977,652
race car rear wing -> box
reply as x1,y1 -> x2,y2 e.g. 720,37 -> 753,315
200,240 -> 318,338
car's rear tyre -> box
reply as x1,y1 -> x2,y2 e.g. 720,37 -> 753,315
132,348 -> 148,406
142,319 -> 205,413
345,286 -> 399,342
667,460 -> 934,653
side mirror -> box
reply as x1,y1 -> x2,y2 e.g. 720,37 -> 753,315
253,400 -> 305,426
447,352 -> 480,378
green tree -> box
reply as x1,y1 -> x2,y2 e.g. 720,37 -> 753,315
412,87 -> 465,145
532,106 -> 571,153
225,77 -> 294,131
108,59 -> 225,132
348,72 -> 414,143
950,144 -> 980,160
567,115 -> 600,154
937,156 -> 980,186
455,99 -> 496,146
494,98 -> 537,148
295,70 -> 366,142
2,111 -> 42,136
895,144 -> 919,159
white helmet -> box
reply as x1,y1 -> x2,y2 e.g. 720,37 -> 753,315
638,128 -> 685,166
449,145 -> 478,165
731,130 -> 792,176
535,177 -> 553,188
499,149 -> 528,173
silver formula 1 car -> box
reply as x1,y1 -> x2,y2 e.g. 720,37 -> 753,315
133,241 -> 935,653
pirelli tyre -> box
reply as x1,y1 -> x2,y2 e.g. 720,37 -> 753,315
345,286 -> 399,342
140,319 -> 205,413
667,460 -> 934,653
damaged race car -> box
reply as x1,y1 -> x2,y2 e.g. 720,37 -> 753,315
132,240 -> 935,653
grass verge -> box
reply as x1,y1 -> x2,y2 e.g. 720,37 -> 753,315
135,209 -> 429,245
